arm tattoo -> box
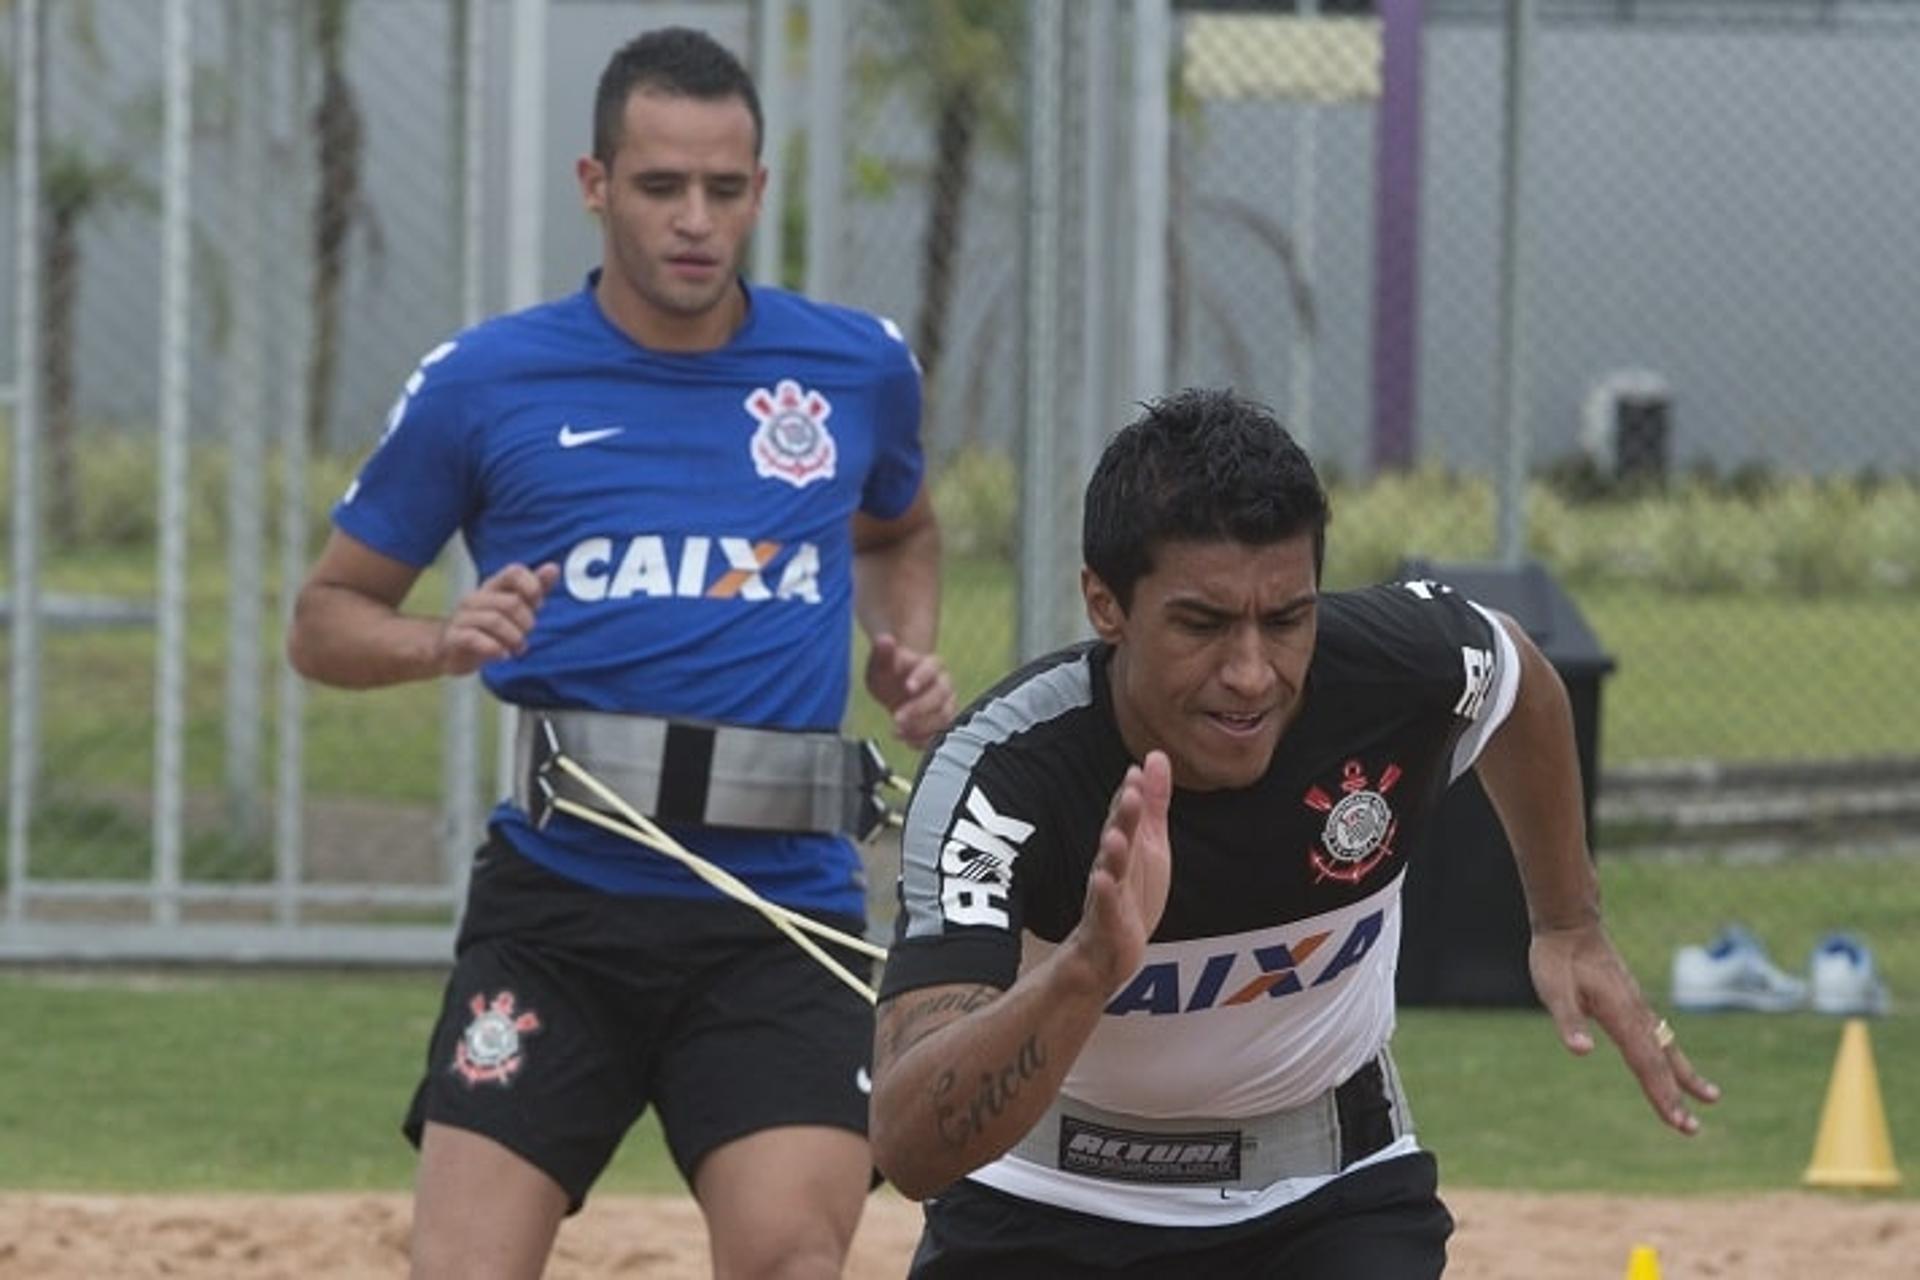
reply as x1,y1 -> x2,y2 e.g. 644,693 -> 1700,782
878,984 -> 999,1064
932,1035 -> 1049,1151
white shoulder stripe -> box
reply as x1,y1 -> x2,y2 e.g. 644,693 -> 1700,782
1448,603 -> 1523,782
898,655 -> 1094,941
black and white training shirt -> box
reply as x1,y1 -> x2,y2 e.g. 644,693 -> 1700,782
880,578 -> 1522,1225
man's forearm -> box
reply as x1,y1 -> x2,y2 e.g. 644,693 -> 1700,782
854,517 -> 941,652
871,949 -> 1114,1200
287,584 -> 448,690
1476,625 -> 1601,930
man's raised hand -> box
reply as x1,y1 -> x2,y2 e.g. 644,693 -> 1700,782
866,633 -> 956,749
1073,751 -> 1173,991
438,562 -> 561,676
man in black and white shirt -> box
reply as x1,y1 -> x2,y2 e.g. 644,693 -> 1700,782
870,388 -> 1718,1277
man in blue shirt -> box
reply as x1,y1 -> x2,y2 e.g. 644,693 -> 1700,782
288,26 -> 953,1278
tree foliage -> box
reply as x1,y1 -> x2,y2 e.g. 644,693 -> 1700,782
305,0 -> 381,452
853,0 -> 1024,445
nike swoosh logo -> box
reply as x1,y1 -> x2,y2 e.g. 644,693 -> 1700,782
855,1066 -> 872,1095
557,424 -> 625,448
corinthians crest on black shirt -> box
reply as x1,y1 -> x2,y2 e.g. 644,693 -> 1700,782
1306,756 -> 1405,884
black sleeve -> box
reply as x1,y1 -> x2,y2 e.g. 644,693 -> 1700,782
877,729 -> 1056,1001
1330,579 -> 1509,718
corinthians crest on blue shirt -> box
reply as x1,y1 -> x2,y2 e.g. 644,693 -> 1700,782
746,378 -> 838,487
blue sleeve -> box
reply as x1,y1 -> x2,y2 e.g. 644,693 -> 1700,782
331,339 -> 477,567
859,319 -> 926,520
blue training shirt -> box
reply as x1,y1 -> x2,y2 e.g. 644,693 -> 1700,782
333,273 -> 925,918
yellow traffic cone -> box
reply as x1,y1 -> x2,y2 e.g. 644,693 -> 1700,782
1803,1017 -> 1902,1188
1624,1243 -> 1663,1280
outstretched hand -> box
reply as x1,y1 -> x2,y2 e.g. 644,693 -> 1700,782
1530,921 -> 1722,1134
1071,751 -> 1174,992
866,634 -> 956,749
438,562 -> 561,676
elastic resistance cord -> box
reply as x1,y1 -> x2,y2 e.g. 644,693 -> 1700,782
548,753 -> 886,1004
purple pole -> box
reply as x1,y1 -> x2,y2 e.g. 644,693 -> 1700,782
1371,0 -> 1424,473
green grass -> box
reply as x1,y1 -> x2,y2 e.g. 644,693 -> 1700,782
1397,1008 -> 1917,1193
1601,853 -> 1920,1000
0,969 -> 682,1195
20,546 -> 464,807
1581,586 -> 1920,765
0,970 -> 438,1192
1,966 -> 1909,1197
1396,850 -> 1920,1193
3,848 -> 1915,1198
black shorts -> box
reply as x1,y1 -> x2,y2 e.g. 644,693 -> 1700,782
402,833 -> 875,1211
907,1152 -> 1452,1279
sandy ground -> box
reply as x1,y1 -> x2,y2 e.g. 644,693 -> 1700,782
0,1187 -> 1914,1278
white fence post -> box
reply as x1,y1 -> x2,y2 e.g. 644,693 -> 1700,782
152,0 -> 196,927
440,0 -> 490,890
224,0 -> 272,845
1017,0 -> 1066,663
1128,0 -> 1170,406
7,0 -> 46,926
804,0 -> 844,300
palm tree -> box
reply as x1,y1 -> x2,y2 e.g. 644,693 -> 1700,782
7,0 -> 163,546
304,0 -> 377,451
42,143 -> 154,544
854,0 -> 1024,445
30,12 -> 237,548
847,4 -> 1311,454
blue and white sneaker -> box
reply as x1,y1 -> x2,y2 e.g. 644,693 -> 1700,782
1809,932 -> 1891,1016
1670,924 -> 1807,1012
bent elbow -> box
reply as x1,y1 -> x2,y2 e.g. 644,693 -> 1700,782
284,626 -> 314,680
885,1172 -> 945,1203
868,1108 -> 947,1202
284,596 -> 324,681
874,1152 -> 947,1204
284,587 -> 341,684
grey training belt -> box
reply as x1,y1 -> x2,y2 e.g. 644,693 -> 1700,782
512,708 -> 892,840
1008,1052 -> 1411,1190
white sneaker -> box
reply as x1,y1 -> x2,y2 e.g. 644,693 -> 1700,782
1809,933 -> 1891,1016
1670,924 -> 1807,1012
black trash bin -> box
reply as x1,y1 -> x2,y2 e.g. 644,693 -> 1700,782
1393,558 -> 1615,1007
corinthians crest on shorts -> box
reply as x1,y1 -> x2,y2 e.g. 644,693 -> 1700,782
452,990 -> 542,1086
1303,758 -> 1403,885
745,378 -> 837,488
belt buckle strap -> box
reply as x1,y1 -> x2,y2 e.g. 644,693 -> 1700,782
1334,1056 -> 1395,1168
1010,1052 -> 1406,1191
849,739 -> 893,839
516,709 -> 893,839
525,714 -> 563,831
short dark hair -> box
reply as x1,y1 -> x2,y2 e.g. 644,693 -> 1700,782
593,26 -> 763,166
1083,387 -> 1331,609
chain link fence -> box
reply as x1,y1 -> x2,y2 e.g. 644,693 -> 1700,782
3,0 -> 476,956
3,0 -> 1916,1013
